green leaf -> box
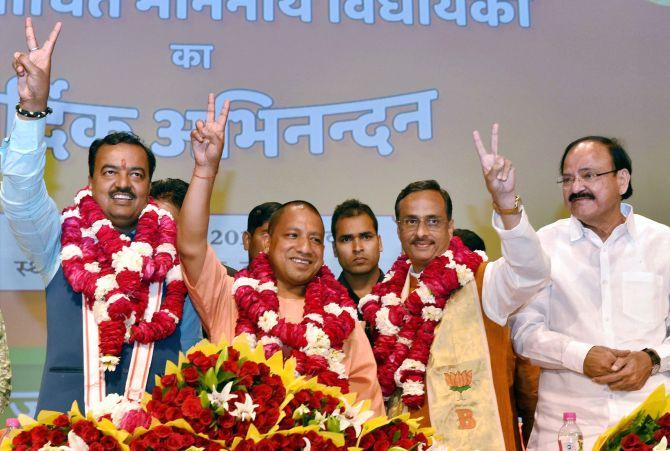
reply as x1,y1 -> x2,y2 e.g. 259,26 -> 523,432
326,417 -> 340,433
214,348 -> 228,373
199,391 -> 210,409
392,430 -> 401,442
203,368 -> 217,389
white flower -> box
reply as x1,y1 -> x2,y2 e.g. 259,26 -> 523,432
323,303 -> 342,316
258,310 -> 279,333
92,300 -> 110,322
357,294 -> 379,313
155,243 -> 176,259
245,333 -> 258,349
123,312 -> 137,341
60,208 -> 80,223
131,241 -> 155,258
87,393 -> 140,426
259,335 -> 281,347
292,404 -> 310,419
454,263 -> 474,286
421,305 -> 443,322
401,380 -> 425,397
90,218 -> 113,236
84,262 -> 101,273
74,189 -> 92,204
474,250 -> 489,262
38,443 -> 71,450
326,349 -> 347,377
165,264 -> 183,284
81,227 -> 97,241
112,246 -> 144,273
382,270 -> 395,283
61,244 -> 83,261
394,359 -> 426,385
332,399 -> 374,437
374,309 -> 400,336
415,283 -> 435,304
304,313 -> 324,325
100,355 -> 120,372
94,274 -> 118,302
232,277 -> 260,294
257,281 -> 277,293
442,250 -> 454,260
654,437 -> 668,451
381,293 -> 402,307
303,437 -> 312,451
304,323 -> 330,351
398,337 -> 412,346
67,429 -> 89,450
208,381 -> 237,412
229,394 -> 258,422
313,410 -> 328,429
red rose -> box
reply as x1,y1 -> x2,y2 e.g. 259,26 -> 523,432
165,406 -> 182,421
53,413 -> 70,428
82,426 -> 101,444
192,353 -> 214,372
29,426 -> 49,446
181,366 -> 200,384
655,428 -> 670,443
182,397 -> 204,419
47,429 -> 68,446
101,434 -> 119,450
620,433 -> 651,451
166,432 -> 185,450
12,430 -> 31,446
153,426 -> 172,439
251,384 -> 273,401
161,374 -> 177,387
658,413 -> 670,428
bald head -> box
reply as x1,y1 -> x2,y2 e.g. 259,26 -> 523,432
268,200 -> 323,235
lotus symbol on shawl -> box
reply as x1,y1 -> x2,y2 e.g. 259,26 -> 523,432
445,370 -> 473,397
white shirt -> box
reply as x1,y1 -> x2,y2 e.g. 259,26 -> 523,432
510,204 -> 670,450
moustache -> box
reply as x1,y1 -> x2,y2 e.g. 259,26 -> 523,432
411,239 -> 434,245
109,188 -> 136,199
569,192 -> 595,202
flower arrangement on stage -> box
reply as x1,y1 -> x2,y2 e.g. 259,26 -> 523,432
2,336 -> 431,450
594,385 -> 670,451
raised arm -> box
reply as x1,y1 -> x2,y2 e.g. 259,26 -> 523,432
471,124 -> 550,324
0,18 -> 63,285
178,93 -> 230,284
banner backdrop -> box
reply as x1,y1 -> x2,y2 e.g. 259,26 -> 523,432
1,0 -> 669,419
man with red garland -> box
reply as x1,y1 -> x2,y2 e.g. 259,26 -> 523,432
359,124 -> 551,449
0,19 -> 201,414
177,99 -> 385,416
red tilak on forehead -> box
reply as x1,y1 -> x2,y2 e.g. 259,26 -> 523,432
120,159 -> 127,169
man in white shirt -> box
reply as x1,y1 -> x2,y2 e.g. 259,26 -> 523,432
510,136 -> 670,450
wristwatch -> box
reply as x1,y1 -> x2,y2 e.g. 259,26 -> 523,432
642,348 -> 661,375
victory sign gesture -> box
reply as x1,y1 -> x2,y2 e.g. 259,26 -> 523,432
12,18 -> 62,112
473,123 -> 522,228
190,93 -> 231,178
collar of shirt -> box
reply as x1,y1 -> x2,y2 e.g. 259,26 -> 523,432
569,202 -> 637,244
337,268 -> 384,303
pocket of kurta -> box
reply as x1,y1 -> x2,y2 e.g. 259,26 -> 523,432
621,271 -> 664,324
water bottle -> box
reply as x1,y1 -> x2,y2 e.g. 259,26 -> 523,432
558,412 -> 583,451
0,418 -> 20,444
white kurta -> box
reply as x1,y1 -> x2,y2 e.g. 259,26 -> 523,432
510,204 -> 670,450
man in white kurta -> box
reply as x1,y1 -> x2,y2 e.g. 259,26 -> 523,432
510,136 -> 670,450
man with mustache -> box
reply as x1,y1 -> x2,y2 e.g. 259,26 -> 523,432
510,136 -> 670,449
360,125 -> 551,450
177,98 -> 384,416
0,19 -> 201,414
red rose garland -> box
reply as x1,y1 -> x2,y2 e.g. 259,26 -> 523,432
233,253 -> 357,392
60,187 -> 187,371
359,237 -> 484,408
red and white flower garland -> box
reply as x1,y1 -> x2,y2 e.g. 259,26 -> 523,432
233,253 -> 357,392
60,187 -> 187,371
359,237 -> 486,408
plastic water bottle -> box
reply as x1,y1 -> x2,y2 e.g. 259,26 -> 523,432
558,412 -> 583,451
0,418 -> 20,444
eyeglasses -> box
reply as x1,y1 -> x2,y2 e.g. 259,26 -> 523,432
397,216 -> 447,230
557,169 -> 618,187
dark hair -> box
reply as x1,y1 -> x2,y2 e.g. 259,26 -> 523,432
560,136 -> 633,199
453,228 -> 486,253
395,180 -> 453,220
268,200 -> 322,234
88,132 -> 156,179
247,202 -> 282,234
331,199 -> 378,239
150,178 -> 189,209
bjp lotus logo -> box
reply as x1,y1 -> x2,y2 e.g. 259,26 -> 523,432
444,370 -> 473,397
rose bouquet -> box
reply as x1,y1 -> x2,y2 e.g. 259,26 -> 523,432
595,385 -> 670,451
1,336 -> 432,450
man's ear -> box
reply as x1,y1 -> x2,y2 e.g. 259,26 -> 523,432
378,235 -> 383,253
242,231 -> 251,251
262,233 -> 271,254
617,168 -> 631,197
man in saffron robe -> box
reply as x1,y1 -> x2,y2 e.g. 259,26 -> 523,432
177,96 -> 384,416
360,125 -> 550,450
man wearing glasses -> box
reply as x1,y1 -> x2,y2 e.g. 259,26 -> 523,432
359,125 -> 551,450
510,136 -> 670,450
